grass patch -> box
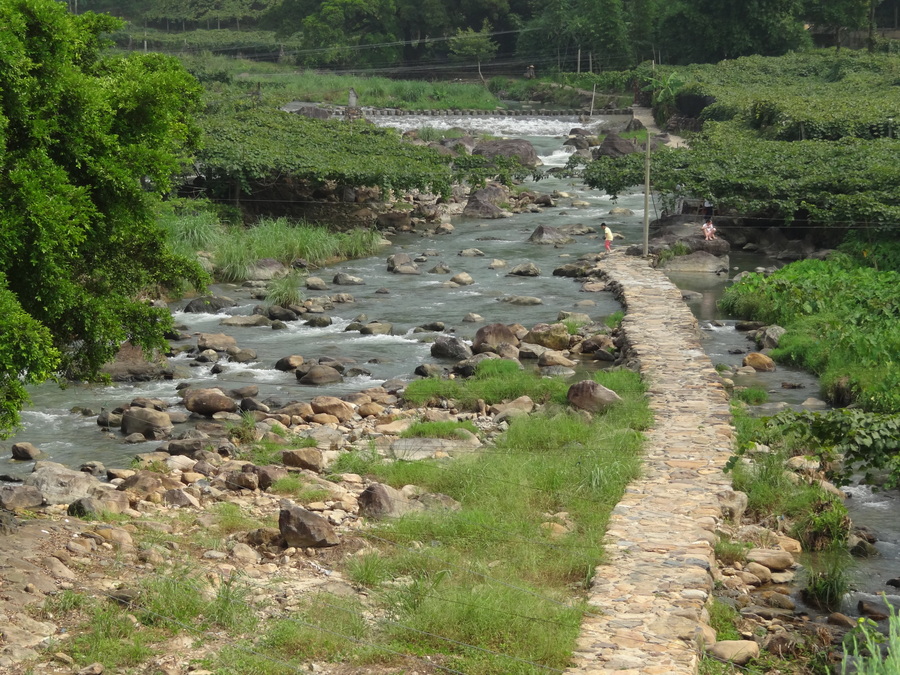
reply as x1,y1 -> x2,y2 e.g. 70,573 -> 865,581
733,386 -> 769,405
68,601 -> 156,668
213,502 -> 269,535
604,311 -> 625,329
215,369 -> 649,674
400,420 -> 479,439
240,436 -> 317,466
714,536 -> 750,565
842,601 -> 900,674
268,474 -> 331,502
708,598 -> 742,641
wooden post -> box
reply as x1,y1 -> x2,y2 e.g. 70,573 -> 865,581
643,131 -> 651,257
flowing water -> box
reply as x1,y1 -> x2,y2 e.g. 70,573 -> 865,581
2,113 -> 897,611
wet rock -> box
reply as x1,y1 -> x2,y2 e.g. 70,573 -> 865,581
458,248 -> 484,257
220,314 -> 273,327
184,296 -> 236,314
472,323 -> 520,354
333,273 -> 364,285
11,442 -> 42,460
431,335 -> 473,361
473,139 -> 540,168
746,549 -> 794,571
298,365 -> 344,385
305,315 -> 333,327
449,272 -> 474,286
306,276 -> 328,290
183,388 -> 237,416
743,352 -> 776,372
528,225 -> 574,245
759,325 -> 786,349
275,355 -> 304,372
121,407 -> 174,439
523,323 -> 570,350
359,321 -> 392,335
508,262 -> 541,277
858,599 -> 890,621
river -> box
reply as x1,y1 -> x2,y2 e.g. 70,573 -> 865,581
2,113 -> 897,613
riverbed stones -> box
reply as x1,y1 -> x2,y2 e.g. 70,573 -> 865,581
528,225 -> 574,245
508,262 -> 541,276
472,323 -> 519,354
430,335 -> 473,360
0,485 -> 43,510
449,272 -> 474,286
523,323 -> 570,350
746,548 -> 794,571
23,463 -> 104,505
121,407 -> 174,439
184,296 -> 236,313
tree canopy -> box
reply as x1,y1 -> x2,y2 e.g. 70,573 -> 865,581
0,0 -> 207,434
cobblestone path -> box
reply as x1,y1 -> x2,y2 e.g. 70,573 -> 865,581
566,253 -> 734,674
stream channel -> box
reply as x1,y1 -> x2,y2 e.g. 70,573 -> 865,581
2,113 -> 897,618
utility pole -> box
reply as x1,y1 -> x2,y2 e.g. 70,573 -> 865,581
643,130 -> 650,257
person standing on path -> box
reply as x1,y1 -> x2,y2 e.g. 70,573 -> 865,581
602,222 -> 614,253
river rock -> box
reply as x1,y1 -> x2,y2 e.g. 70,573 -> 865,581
117,471 -> 183,500
539,351 -> 576,367
759,325 -> 786,349
429,263 -> 451,274
431,335 -> 473,360
554,262 -> 593,277
449,272 -> 474,286
500,295 -> 542,305
593,133 -> 637,158
10,442 -> 41,460
197,332 -> 238,352
183,388 -> 237,416
661,251 -> 729,274
360,321 -> 392,335
858,599 -> 890,621
746,548 -> 794,571
120,407 -> 174,439
358,483 -> 423,518
310,396 -> 355,422
523,323 -> 570,350
220,315 -> 272,327
458,248 -> 484,257
333,272 -> 364,285
0,485 -> 43,510
508,262 -> 541,276
279,502 -> 339,547
298,365 -> 344,385
566,380 -> 622,412
473,139 -> 540,168
306,276 -> 328,290
743,352 -> 776,372
282,447 -> 325,472
528,225 -> 574,245
305,315 -> 333,327
708,640 -> 759,665
100,342 -> 171,382
387,253 -> 415,271
183,296 -> 236,313
472,323 -> 520,354
24,463 -> 104,505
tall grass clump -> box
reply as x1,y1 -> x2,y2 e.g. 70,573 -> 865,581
842,601 -> 900,674
159,208 -> 223,258
266,271 -> 305,307
801,548 -> 853,611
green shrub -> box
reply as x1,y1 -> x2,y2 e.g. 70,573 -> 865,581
801,549 -> 853,612
733,386 -> 769,405
604,311 -> 624,329
266,271 -> 305,308
400,420 -> 479,439
843,602 -> 900,674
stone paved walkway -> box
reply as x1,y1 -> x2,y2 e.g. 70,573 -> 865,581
566,253 -> 733,674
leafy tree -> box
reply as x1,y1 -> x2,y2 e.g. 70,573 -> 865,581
297,0 -> 403,67
449,19 -> 499,82
0,0 -> 207,434
803,0 -> 870,49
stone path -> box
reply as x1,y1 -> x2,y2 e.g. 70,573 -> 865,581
566,253 -> 733,674
632,105 -> 688,148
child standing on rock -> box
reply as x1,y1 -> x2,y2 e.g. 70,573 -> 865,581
602,223 -> 614,253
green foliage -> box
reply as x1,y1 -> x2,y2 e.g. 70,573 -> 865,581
801,548 -> 853,612
69,601 -> 155,667
656,241 -> 692,267
213,502 -> 266,535
604,311 -> 625,329
733,386 -> 769,405
448,19 -> 499,81
400,420 -> 479,439
843,602 -> 900,674
763,408 -> 900,489
268,475 -> 330,502
0,0 -> 207,433
199,108 -> 454,200
265,272 -> 305,308
721,259 -> 900,412
708,599 -> 742,641
714,536 -> 750,565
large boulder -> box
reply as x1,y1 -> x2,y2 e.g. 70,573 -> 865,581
100,342 -> 171,382
463,184 -> 511,219
508,262 -> 541,277
522,323 -> 570,350
198,333 -> 238,352
472,323 -> 520,354
279,502 -> 339,547
120,407 -> 174,439
431,335 -> 473,361
182,388 -> 238,416
117,470 -> 184,500
358,483 -> 424,518
566,380 -> 622,412
0,485 -> 44,510
298,365 -> 344,385
24,462 -> 104,505
592,133 -> 637,158
473,139 -> 541,169
247,258 -> 288,281
661,251 -> 729,274
528,225 -> 574,245
183,296 -> 236,313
